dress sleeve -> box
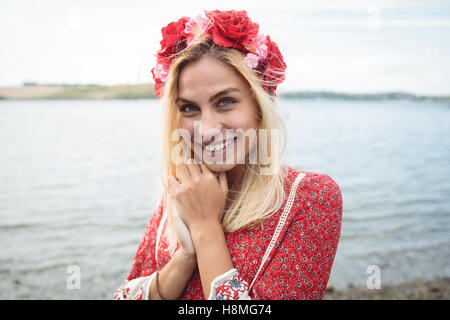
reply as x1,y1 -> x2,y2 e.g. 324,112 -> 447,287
208,268 -> 251,300
208,173 -> 343,300
113,273 -> 156,300
113,195 -> 165,300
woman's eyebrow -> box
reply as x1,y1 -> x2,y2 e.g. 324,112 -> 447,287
208,87 -> 240,103
176,87 -> 240,105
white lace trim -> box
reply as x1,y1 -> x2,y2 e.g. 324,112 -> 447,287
113,272 -> 156,300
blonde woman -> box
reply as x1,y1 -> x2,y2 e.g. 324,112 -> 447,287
114,10 -> 342,300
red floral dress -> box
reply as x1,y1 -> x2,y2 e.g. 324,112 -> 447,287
113,166 -> 343,300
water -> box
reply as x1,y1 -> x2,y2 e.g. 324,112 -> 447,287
0,98 -> 449,299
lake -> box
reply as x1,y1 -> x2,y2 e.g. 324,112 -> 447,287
0,98 -> 449,299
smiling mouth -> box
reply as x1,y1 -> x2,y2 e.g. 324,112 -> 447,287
201,137 -> 238,156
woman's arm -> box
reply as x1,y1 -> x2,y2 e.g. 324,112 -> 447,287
148,249 -> 197,299
166,161 -> 231,299
190,220 -> 234,299
113,248 -> 197,300
114,193 -> 197,300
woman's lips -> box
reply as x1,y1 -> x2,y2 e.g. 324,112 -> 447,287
200,137 -> 237,156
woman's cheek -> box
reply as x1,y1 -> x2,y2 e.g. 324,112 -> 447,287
178,118 -> 195,135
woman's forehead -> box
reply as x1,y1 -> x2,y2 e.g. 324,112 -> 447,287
177,57 -> 246,97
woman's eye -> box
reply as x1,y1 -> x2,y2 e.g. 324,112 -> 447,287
180,98 -> 235,112
218,97 -> 236,107
180,104 -> 198,112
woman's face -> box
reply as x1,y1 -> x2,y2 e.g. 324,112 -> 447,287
176,56 -> 261,173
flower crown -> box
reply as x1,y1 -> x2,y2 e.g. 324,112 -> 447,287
151,10 -> 286,98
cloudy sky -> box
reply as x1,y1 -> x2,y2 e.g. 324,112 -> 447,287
1,0 -> 449,95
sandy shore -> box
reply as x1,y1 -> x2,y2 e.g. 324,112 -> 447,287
323,277 -> 450,300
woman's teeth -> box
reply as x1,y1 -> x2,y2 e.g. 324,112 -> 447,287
204,139 -> 234,152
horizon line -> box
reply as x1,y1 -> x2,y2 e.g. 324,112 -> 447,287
0,82 -> 449,99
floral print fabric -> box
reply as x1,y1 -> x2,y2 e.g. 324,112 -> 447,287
114,166 -> 343,300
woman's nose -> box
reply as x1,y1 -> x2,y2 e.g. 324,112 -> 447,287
197,110 -> 224,143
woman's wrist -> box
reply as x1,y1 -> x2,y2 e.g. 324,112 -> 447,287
175,247 -> 197,266
148,247 -> 197,300
189,220 -> 234,298
190,220 -> 223,244
190,221 -> 230,260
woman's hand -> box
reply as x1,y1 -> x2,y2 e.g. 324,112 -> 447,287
171,202 -> 196,258
166,160 -> 228,232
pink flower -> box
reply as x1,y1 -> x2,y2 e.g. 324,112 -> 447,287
244,53 -> 260,69
244,33 -> 266,53
256,43 -> 268,59
153,63 -> 169,82
184,15 -> 210,46
253,33 -> 266,47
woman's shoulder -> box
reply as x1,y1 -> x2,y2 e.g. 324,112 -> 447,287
283,166 -> 343,241
283,165 -> 342,211
284,165 -> 341,193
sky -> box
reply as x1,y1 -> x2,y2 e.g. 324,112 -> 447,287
0,0 -> 449,95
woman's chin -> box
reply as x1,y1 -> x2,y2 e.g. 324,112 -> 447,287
203,162 -> 236,173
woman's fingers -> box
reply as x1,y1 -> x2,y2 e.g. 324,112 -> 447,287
185,159 -> 202,179
217,171 -> 228,194
166,175 -> 179,196
176,163 -> 190,184
200,163 -> 227,192
200,163 -> 213,177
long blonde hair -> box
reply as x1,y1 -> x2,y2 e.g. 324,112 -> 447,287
156,37 -> 289,255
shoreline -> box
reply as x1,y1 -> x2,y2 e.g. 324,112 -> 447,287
323,277 -> 450,300
0,84 -> 156,100
1,84 -> 449,101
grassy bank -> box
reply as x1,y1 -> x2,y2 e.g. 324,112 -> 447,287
0,83 -> 156,100
1,83 -> 449,101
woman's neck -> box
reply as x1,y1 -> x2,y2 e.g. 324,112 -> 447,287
226,164 -> 246,191
223,164 -> 246,211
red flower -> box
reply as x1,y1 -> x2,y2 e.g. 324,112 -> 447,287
260,35 -> 286,94
152,77 -> 164,99
158,17 -> 190,62
151,11 -> 287,98
152,17 -> 189,98
205,10 -> 259,51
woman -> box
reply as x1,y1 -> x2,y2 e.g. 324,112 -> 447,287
113,10 -> 342,300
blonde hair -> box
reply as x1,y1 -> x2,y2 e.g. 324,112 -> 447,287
157,37 -> 289,255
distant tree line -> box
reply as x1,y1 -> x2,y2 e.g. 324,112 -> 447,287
23,82 -> 100,87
